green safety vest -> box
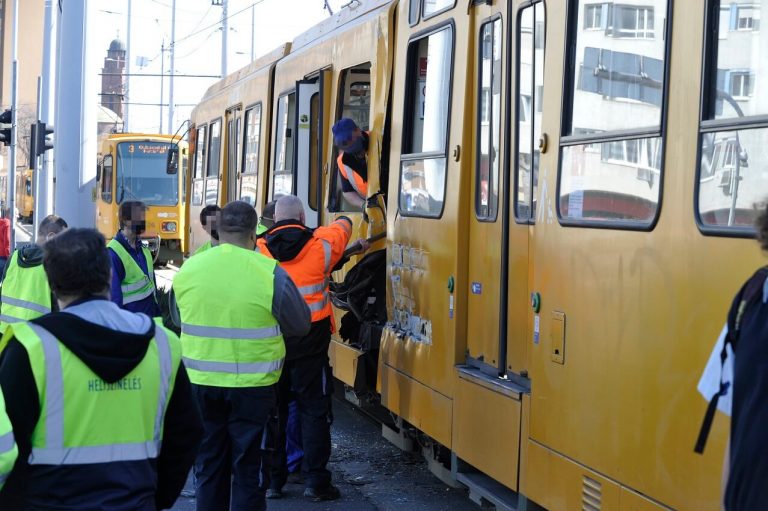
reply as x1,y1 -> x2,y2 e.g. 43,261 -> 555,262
173,244 -> 285,388
2,320 -> 180,466
0,389 -> 17,488
193,240 -> 212,256
0,250 -> 52,333
107,239 -> 156,305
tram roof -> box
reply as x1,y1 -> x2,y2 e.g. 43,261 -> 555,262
290,0 -> 394,52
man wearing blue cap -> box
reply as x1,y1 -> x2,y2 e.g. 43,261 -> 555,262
332,118 -> 369,209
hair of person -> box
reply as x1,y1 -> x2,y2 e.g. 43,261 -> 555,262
756,203 -> 768,251
38,215 -> 68,238
43,228 -> 111,299
199,204 -> 221,226
274,195 -> 304,223
220,201 -> 258,234
119,200 -> 147,222
262,200 -> 277,220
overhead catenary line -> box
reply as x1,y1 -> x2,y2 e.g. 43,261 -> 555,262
169,0 -> 267,49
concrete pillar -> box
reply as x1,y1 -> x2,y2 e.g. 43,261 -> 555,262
54,0 -> 96,228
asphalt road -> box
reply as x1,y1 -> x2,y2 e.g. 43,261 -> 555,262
171,398 -> 480,511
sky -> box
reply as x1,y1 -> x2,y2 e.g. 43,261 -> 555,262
93,0 -> 347,134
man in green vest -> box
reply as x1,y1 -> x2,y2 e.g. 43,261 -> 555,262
0,215 -> 68,332
193,204 -> 221,256
0,228 -> 203,510
173,200 -> 311,511
108,201 -> 161,317
0,389 -> 16,490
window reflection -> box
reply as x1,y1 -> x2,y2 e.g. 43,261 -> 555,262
423,0 -> 454,17
476,18 -> 502,221
273,93 -> 296,197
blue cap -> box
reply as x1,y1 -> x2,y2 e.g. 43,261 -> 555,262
332,118 -> 358,146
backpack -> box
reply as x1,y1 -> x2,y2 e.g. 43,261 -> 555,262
695,267 -> 768,454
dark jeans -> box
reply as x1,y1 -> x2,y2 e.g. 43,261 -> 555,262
192,384 -> 277,511
271,351 -> 334,491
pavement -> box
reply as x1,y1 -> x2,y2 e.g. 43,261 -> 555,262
171,398 -> 480,511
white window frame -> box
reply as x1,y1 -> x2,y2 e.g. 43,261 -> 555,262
584,4 -> 602,30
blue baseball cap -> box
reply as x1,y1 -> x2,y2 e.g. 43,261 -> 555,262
332,118 -> 359,146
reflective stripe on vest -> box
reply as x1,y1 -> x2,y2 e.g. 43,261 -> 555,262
173,244 -> 285,388
0,390 -> 17,488
107,239 -> 156,305
25,323 -> 174,465
0,251 -> 52,331
336,153 -> 368,198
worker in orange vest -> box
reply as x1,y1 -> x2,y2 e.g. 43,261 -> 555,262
332,118 -> 369,209
257,195 -> 367,502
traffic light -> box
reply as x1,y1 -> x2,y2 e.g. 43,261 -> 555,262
0,109 -> 11,146
35,121 -> 54,156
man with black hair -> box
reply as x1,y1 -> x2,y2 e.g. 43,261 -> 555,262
173,200 -> 310,511
257,200 -> 277,235
108,201 -> 160,317
0,228 -> 203,510
0,215 -> 68,332
194,205 -> 221,255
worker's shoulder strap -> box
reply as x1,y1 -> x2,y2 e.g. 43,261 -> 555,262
695,266 -> 768,454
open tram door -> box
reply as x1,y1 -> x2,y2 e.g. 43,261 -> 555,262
293,71 -> 331,228
224,106 -> 243,205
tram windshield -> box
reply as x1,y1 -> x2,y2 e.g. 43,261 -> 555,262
116,141 -> 179,206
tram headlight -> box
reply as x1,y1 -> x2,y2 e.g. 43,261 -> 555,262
161,221 -> 177,233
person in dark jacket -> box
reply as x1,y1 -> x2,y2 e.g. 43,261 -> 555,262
0,228 -> 203,510
0,215 -> 68,332
108,201 -> 161,317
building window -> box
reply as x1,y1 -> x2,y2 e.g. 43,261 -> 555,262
584,4 -> 603,30
698,0 -> 768,234
516,2 -> 546,222
607,4 -> 654,39
559,0 -> 668,227
475,18 -> 502,221
399,26 -> 453,218
730,72 -> 753,99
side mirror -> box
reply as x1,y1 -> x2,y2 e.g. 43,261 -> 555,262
166,145 -> 179,175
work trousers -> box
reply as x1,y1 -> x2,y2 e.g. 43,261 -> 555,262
192,384 -> 277,511
271,350 -> 334,491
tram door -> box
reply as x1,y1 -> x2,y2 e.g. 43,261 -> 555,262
465,2 -> 511,376
294,79 -> 324,228
225,106 -> 243,204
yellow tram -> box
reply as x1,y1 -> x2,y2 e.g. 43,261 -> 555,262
15,169 -> 33,223
95,133 -> 189,264
184,0 -> 768,508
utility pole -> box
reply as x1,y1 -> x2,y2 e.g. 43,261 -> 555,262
168,0 -> 176,133
8,0 -> 19,248
159,40 -> 165,134
125,0 -> 132,132
250,3 -> 255,61
221,0 -> 228,78
33,76 -> 42,242
54,0 -> 97,227
40,0 -> 57,219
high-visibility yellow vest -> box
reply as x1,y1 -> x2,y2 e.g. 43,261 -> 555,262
193,240 -> 212,256
2,320 -> 180,466
107,239 -> 156,305
173,244 -> 285,388
0,389 -> 17,489
0,250 -> 52,332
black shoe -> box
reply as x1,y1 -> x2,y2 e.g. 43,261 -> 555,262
304,484 -> 341,501
266,488 -> 284,499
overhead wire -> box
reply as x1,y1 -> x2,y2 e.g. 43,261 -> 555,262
169,0 -> 268,49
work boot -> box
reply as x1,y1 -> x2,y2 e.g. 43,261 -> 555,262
304,484 -> 341,501
266,488 -> 284,499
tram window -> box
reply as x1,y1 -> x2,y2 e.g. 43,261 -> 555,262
475,18 -> 502,222
399,27 -> 453,218
558,0 -> 669,227
422,0 -> 455,18
409,0 -> 420,25
697,0 -> 768,234
308,92 -> 320,212
194,125 -> 206,180
273,93 -> 296,197
207,120 -> 222,179
101,154 -> 113,203
329,63 -> 372,212
515,3 -> 545,222
240,104 -> 262,205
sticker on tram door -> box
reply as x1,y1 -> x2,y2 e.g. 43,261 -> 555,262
533,315 -> 540,345
471,282 -> 482,294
